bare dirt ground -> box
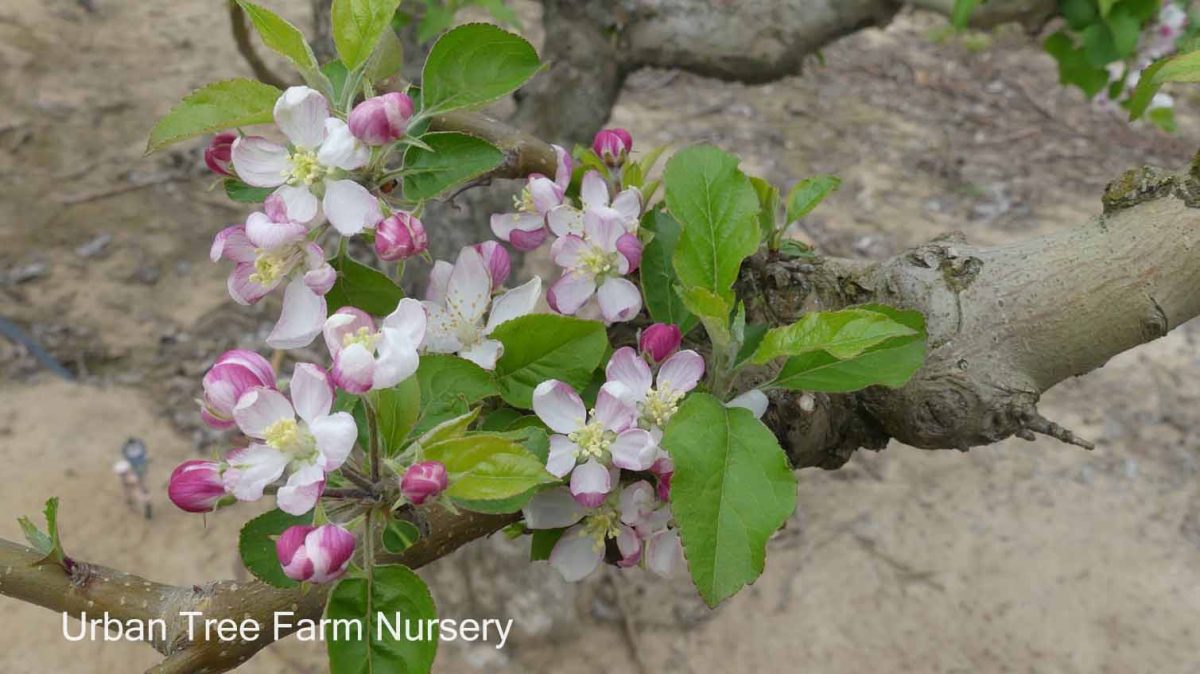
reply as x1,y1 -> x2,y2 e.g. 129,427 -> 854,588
2,1 -> 1200,672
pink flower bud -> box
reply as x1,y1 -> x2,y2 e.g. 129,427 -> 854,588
348,92 -> 414,146
640,324 -> 682,363
616,233 -> 642,273
592,128 -> 632,166
200,349 -> 277,429
375,212 -> 428,261
472,241 -> 511,289
276,524 -> 356,584
650,457 -> 674,502
204,132 -> 237,177
401,461 -> 449,505
167,460 -> 231,513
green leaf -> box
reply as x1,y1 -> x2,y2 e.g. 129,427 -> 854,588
413,355 -> 498,434
236,1 -> 320,75
1044,31 -> 1110,98
326,565 -> 437,674
665,145 -> 761,313
325,256 -> 406,316
1147,105 -> 1177,133
785,174 -> 841,223
146,79 -> 281,153
368,29 -> 405,84
751,307 -> 919,364
662,394 -> 797,607
530,528 -> 565,561
239,508 -> 313,588
1060,0 -> 1099,29
17,516 -> 52,556
18,497 -> 64,565
748,176 -> 780,244
951,0 -> 980,28
223,179 -> 275,203
401,132 -> 504,201
330,0 -> 402,71
640,210 -> 698,331
323,59 -> 351,103
769,306 -> 926,392
423,434 -> 556,510
381,519 -> 421,554
416,4 -> 455,43
421,23 -> 541,114
370,376 -> 421,456
491,314 -> 608,409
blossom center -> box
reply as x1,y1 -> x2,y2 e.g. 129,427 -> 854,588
582,509 -> 620,552
288,148 -> 325,186
263,418 -> 315,455
251,249 -> 295,285
513,187 -> 536,213
568,420 -> 612,460
643,385 -> 685,428
342,326 -> 380,352
577,245 -> 616,278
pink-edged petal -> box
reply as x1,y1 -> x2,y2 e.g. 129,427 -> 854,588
316,118 -> 369,170
323,307 -> 375,357
214,348 -> 276,384
615,233 -> 642,273
277,524 -> 316,580
596,277 -> 642,324
611,188 -> 643,230
323,179 -> 382,236
528,176 -> 564,214
485,276 -> 541,334
245,211 -> 307,249
446,247 -> 492,324
373,329 -> 420,388
609,428 -> 657,472
304,262 -> 337,296
310,411 -> 357,471
276,463 -> 325,515
223,444 -> 289,501
552,144 -> 573,189
290,363 -> 334,423
509,226 -> 547,251
547,272 -> 596,316
726,389 -> 769,419
425,260 -> 454,302
657,349 -> 705,394
381,297 -> 427,347
523,487 -> 586,529
616,526 -> 642,568
211,225 -> 256,263
580,170 -> 610,210
551,234 -> 588,269
274,86 -> 329,149
569,460 -> 612,508
267,279 -> 327,349
227,262 -> 276,305
595,382 -> 637,432
533,380 -> 587,434
306,524 -> 356,583
645,529 -> 683,577
605,347 -> 652,401
584,209 -> 625,252
490,212 -> 543,241
547,204 -> 585,238
331,343 -> 375,394
618,481 -> 656,525
233,388 -> 295,438
458,339 -> 503,371
546,435 -> 580,478
231,136 -> 289,187
274,184 -> 320,225
549,531 -> 603,582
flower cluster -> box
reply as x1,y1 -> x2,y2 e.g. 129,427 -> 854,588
1093,2 -> 1189,116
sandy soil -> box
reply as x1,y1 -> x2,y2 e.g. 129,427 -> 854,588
2,1 -> 1200,672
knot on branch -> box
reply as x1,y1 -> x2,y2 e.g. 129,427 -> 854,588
904,236 -> 983,293
1102,166 -> 1178,214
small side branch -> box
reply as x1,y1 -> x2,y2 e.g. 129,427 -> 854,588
228,0 -> 290,89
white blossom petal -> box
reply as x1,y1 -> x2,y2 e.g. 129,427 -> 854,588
596,277 -> 642,324
276,463 -> 324,515
523,487 -> 586,529
274,86 -> 329,149
609,428 -> 657,472
290,363 -> 334,424
267,278 -> 327,349
546,435 -> 580,478
458,339 -> 503,370
274,184 -> 320,224
594,382 -> 637,432
233,388 -> 294,438
533,380 -> 587,434
316,118 -> 370,170
331,343 -> 375,394
645,529 -> 683,577
373,329 -> 420,388
485,276 -> 541,334
727,389 -> 769,419
605,346 -> 652,401
657,350 -> 705,394
323,179 -> 382,236
549,531 -> 603,582
223,444 -> 289,501
447,247 -> 492,325
310,411 -> 357,471
231,137 -> 289,187
580,170 -> 610,210
547,272 -> 596,316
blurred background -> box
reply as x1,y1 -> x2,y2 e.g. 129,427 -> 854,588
2,0 -> 1200,672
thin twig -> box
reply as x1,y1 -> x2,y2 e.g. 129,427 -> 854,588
228,0 -> 290,89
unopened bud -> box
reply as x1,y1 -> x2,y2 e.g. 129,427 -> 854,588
375,211 -> 428,261
204,132 -> 237,177
167,460 -> 231,513
639,324 -> 682,363
401,461 -> 448,505
348,93 -> 414,146
592,128 -> 632,167
276,524 -> 356,583
200,349 -> 277,429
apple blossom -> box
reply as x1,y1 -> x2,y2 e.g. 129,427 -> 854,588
204,131 -> 236,177
374,211 -> 428,261
547,209 -> 643,324
400,461 -> 449,505
210,196 -> 336,349
322,299 -> 426,394
199,348 -> 277,429
167,460 -> 232,513
532,379 -> 656,506
472,240 -> 511,290
422,245 -> 541,370
546,170 -> 643,238
231,86 -> 382,235
276,523 -> 356,583
605,346 -> 705,431
593,127 -> 632,166
348,92 -> 414,146
223,363 -> 356,515
639,323 -> 682,363
490,145 -> 572,250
